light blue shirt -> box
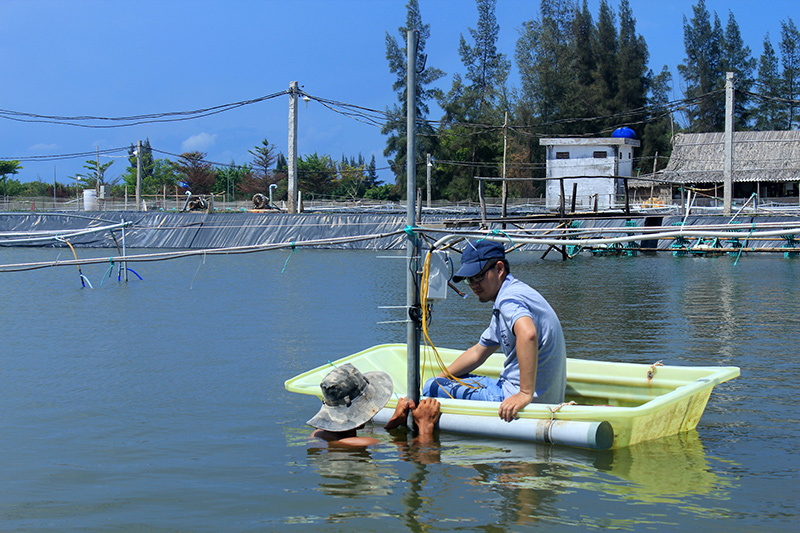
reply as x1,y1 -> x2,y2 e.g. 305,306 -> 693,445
479,274 -> 567,404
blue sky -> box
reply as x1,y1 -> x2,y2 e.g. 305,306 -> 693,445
1,0 -> 796,186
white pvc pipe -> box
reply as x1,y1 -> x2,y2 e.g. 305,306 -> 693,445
372,408 -> 614,451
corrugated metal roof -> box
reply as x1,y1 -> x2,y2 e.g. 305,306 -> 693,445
662,131 -> 800,184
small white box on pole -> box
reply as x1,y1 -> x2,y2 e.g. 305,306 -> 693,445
426,250 -> 452,301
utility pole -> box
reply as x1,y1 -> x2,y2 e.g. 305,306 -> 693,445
405,30 -> 421,428
723,72 -> 734,216
135,140 -> 142,211
287,81 -> 299,214
501,112 -> 508,221
426,153 -> 431,209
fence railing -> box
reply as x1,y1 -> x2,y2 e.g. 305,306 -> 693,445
1,194 -> 799,214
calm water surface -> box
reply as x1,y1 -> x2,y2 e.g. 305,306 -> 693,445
0,247 -> 797,531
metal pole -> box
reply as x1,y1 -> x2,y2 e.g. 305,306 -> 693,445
287,81 -> 299,214
135,140 -> 142,211
426,153 -> 431,210
405,30 -> 421,425
723,72 -> 734,216
501,112 -> 508,221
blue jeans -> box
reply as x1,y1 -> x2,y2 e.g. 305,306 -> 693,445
423,374 -> 507,402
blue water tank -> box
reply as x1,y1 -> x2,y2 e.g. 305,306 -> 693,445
612,127 -> 637,139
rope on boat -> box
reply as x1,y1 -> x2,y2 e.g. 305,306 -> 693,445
547,401 -> 577,444
647,361 -> 664,381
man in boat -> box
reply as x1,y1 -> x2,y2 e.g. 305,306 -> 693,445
423,239 -> 567,422
308,363 -> 440,446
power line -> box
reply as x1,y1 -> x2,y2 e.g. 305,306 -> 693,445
3,147 -> 129,162
0,91 -> 289,128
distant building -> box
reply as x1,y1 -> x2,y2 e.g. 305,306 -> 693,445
540,134 -> 640,210
655,131 -> 800,205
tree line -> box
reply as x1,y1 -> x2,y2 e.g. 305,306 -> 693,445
1,139 -> 391,203
386,0 -> 799,201
2,0 -> 798,204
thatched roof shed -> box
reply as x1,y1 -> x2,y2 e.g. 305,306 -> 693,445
661,131 -> 800,184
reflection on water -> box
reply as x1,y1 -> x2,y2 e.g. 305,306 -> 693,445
286,422 -> 736,529
2,249 -> 796,530
306,446 -> 395,497
591,430 -> 733,503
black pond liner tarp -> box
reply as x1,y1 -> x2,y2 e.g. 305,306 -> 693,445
1,211 -> 798,250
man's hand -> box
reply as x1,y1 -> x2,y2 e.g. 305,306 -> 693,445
498,391 -> 533,422
412,398 -> 441,426
384,397 -> 416,430
412,398 -> 441,443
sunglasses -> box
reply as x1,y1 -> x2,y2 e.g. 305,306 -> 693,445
463,261 -> 498,285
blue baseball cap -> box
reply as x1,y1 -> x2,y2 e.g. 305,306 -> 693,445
452,240 -> 506,282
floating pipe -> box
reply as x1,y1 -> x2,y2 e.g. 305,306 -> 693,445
372,408 -> 614,451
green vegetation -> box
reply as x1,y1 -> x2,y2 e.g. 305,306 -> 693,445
2,0 -> 797,205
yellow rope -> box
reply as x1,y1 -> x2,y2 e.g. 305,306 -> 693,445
419,250 -> 481,399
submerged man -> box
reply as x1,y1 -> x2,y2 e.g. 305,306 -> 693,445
308,363 -> 440,446
423,240 -> 567,422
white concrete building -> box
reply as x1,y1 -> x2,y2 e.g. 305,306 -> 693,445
540,136 -> 640,210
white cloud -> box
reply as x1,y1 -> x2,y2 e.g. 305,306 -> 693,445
28,143 -> 59,153
181,132 -> 217,153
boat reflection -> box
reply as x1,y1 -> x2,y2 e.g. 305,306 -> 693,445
293,424 -> 734,529
400,429 -> 736,528
437,429 -> 732,501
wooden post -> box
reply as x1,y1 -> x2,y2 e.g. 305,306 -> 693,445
570,182 -> 578,213
624,177 -> 630,215
478,179 -> 487,226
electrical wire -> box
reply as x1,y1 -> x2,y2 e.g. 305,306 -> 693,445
0,91 -> 289,128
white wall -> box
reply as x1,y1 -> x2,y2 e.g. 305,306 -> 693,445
542,140 -> 638,210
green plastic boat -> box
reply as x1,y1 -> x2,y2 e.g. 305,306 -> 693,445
285,343 -> 740,450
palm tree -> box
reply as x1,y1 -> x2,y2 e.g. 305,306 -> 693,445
0,160 -> 23,203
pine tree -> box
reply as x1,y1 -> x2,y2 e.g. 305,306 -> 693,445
175,152 -> 217,194
437,0 -> 510,201
572,0 -> 595,108
721,11 -> 756,129
249,139 -> 277,180
367,155 -> 379,189
125,139 -> 154,185
678,0 -> 725,132
592,0 -> 618,122
382,0 -> 445,197
779,18 -> 800,129
615,0 -> 649,130
515,0 -> 577,130
642,66 -> 675,171
754,34 -> 787,131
